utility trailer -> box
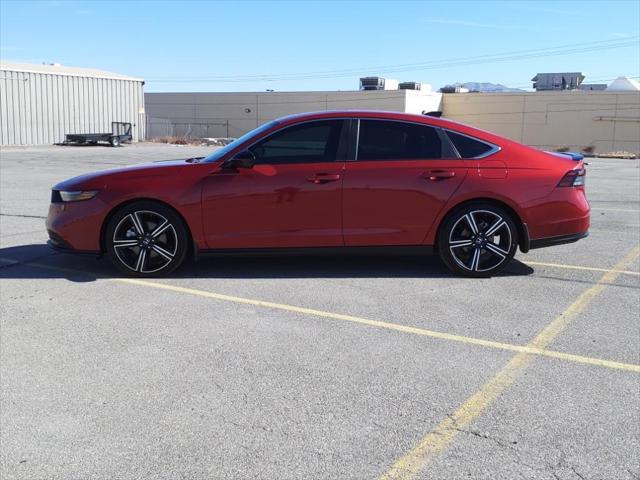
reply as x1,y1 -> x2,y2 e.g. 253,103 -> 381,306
64,122 -> 132,147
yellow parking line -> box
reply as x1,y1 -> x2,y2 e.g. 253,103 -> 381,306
378,245 -> 640,480
115,277 -> 640,374
525,260 -> 640,276
2,257 -> 639,375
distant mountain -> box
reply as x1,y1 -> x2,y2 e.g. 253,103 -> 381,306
442,82 -> 526,93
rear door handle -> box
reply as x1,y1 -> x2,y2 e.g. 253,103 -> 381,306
423,170 -> 456,181
307,173 -> 341,184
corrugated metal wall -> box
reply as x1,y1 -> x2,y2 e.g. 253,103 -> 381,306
0,69 -> 145,145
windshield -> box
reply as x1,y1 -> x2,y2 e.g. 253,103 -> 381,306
203,121 -> 279,163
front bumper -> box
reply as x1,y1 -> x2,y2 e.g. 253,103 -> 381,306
46,236 -> 100,255
45,197 -> 109,253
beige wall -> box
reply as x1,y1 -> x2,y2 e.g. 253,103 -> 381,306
144,90 -> 442,139
145,89 -> 639,155
442,91 -> 640,155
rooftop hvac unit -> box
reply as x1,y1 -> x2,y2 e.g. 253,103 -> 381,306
359,77 -> 399,91
399,82 -> 422,90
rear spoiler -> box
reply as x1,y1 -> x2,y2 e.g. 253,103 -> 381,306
546,151 -> 584,161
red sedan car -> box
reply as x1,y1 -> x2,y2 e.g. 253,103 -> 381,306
46,111 -> 589,277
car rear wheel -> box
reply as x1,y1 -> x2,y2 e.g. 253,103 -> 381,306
105,201 -> 188,277
438,203 -> 518,277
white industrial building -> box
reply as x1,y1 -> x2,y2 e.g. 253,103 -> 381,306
606,76 -> 640,91
0,62 -> 145,145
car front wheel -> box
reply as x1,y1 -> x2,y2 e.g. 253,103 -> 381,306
105,202 -> 188,277
438,203 -> 518,277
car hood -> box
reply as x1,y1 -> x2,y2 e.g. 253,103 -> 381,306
53,159 -> 203,190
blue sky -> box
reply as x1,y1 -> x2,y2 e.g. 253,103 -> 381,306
1,0 -> 638,92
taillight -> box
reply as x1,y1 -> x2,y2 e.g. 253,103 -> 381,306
557,168 -> 586,187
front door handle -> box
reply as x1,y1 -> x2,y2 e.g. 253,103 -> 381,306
423,170 -> 456,181
307,173 -> 341,184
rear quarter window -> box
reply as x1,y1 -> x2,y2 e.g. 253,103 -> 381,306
446,131 -> 496,158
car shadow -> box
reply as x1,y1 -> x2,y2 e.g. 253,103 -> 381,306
0,243 -> 535,282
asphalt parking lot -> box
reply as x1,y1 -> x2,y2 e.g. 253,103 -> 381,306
1,143 -> 639,480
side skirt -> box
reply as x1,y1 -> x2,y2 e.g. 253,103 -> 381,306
197,245 -> 435,259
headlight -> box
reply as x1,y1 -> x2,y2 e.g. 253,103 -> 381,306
52,190 -> 99,202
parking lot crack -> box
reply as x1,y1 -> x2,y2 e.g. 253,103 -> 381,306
442,413 -> 518,450
0,213 -> 47,219
212,381 -> 224,392
569,466 -> 586,480
221,416 -> 273,433
538,451 -> 592,480
453,427 -> 517,450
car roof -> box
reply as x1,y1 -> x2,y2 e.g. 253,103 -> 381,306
274,110 -> 509,146
277,110 -> 435,125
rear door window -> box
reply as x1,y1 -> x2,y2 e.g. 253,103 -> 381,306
357,120 -> 451,160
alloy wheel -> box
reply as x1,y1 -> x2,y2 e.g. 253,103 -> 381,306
112,210 -> 178,273
448,209 -> 512,273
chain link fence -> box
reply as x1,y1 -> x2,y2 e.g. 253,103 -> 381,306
145,116 -> 230,141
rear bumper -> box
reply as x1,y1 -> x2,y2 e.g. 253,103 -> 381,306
524,187 -> 590,241
529,231 -> 589,250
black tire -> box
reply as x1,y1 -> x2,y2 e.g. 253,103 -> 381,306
104,201 -> 189,277
438,202 -> 518,278
110,137 -> 120,147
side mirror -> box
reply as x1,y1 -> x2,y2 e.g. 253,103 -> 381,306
223,150 -> 255,169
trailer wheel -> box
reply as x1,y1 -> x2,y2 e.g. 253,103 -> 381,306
110,137 -> 121,147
